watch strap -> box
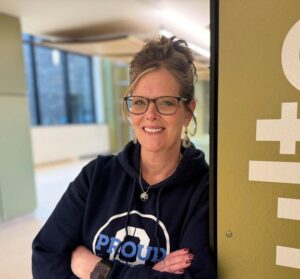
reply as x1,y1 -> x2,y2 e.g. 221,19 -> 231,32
90,259 -> 111,279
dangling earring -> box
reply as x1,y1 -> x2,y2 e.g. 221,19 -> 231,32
133,134 -> 137,144
182,126 -> 191,148
128,118 -> 137,144
132,128 -> 138,144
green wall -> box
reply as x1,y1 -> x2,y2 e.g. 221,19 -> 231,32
217,1 -> 300,278
0,13 -> 36,220
102,58 -> 130,153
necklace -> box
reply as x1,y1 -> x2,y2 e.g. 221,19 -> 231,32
138,153 -> 183,202
139,162 -> 150,201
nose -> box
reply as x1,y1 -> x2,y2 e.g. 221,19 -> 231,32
145,101 -> 159,120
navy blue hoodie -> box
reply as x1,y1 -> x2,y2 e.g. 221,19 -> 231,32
32,142 -> 216,278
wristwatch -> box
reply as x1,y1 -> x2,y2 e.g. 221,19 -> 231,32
90,259 -> 112,279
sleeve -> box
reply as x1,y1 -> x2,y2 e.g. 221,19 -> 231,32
177,174 -> 216,279
106,173 -> 216,279
32,161 -> 94,279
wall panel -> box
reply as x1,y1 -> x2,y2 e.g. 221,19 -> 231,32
0,14 -> 36,221
217,1 -> 300,278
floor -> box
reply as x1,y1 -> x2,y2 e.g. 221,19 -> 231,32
0,158 -> 92,279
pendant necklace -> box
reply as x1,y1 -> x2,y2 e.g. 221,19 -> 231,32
139,162 -> 150,201
138,153 -> 182,202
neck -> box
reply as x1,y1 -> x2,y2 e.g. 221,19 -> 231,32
140,146 -> 182,185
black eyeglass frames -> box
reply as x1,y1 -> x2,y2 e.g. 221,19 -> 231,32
123,96 -> 188,115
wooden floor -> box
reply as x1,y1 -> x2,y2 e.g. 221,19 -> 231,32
0,158 -> 91,278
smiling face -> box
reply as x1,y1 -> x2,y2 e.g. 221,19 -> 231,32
130,68 -> 195,156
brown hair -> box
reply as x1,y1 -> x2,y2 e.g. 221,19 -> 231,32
123,36 -> 198,134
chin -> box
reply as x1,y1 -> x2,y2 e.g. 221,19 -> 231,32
139,141 -> 164,153
141,143 -> 163,152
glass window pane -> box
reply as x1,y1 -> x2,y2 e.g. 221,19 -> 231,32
23,43 -> 37,125
35,47 -> 68,125
67,54 -> 94,123
22,33 -> 32,43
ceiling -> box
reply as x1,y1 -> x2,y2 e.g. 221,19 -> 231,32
0,0 -> 210,78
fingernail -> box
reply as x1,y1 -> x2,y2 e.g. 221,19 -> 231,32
188,254 -> 194,259
186,259 -> 192,264
179,269 -> 185,273
183,248 -> 190,252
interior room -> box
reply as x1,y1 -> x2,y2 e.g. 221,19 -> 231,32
0,1 -> 210,278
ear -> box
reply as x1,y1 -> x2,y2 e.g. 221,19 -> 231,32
184,100 -> 196,126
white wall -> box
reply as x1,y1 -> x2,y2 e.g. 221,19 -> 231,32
31,124 -> 110,165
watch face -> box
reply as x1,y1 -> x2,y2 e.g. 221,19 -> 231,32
281,20 -> 300,91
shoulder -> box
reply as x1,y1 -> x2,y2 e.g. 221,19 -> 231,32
84,153 -> 120,174
184,159 -> 209,210
76,154 -> 119,184
191,171 -> 209,201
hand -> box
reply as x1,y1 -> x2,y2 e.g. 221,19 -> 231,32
71,245 -> 100,279
152,248 -> 194,274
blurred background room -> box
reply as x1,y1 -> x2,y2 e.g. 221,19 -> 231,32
0,1 -> 210,278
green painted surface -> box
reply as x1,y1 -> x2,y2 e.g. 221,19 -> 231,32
102,59 -> 130,153
218,1 -> 300,278
112,63 -> 130,149
0,13 -> 26,94
102,59 -> 117,152
0,97 -> 36,220
0,14 -> 36,221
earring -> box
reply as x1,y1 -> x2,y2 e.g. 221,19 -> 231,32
132,129 -> 138,144
133,134 -> 137,144
182,127 -> 191,148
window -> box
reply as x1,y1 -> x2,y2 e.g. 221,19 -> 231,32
35,47 -> 67,125
23,43 -> 38,125
67,53 -> 95,123
22,34 -> 96,126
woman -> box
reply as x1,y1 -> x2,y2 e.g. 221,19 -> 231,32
32,36 -> 215,278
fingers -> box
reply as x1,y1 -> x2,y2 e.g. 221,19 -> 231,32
167,248 -> 190,257
153,248 -> 194,274
164,254 -> 193,273
165,251 -> 193,266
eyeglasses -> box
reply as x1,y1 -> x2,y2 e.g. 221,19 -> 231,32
123,96 -> 188,115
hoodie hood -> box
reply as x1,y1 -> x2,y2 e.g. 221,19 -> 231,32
117,141 -> 208,189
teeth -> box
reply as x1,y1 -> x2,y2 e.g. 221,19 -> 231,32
144,127 -> 163,133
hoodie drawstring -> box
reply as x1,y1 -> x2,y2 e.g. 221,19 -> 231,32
113,178 -> 164,265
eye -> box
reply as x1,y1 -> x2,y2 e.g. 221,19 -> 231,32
158,98 -> 176,107
132,98 -> 147,106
